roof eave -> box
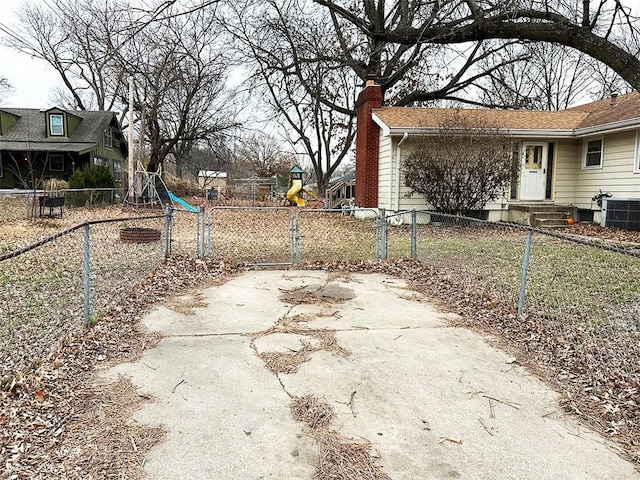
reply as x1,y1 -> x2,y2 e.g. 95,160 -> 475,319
383,127 -> 576,138
574,117 -> 640,137
371,112 -> 391,136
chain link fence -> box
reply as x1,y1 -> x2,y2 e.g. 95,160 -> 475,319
0,213 -> 167,379
0,189 -> 127,220
381,209 -> 640,332
206,206 -> 380,265
3,201 -> 639,393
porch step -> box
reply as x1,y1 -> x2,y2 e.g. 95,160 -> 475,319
509,204 -> 577,228
531,210 -> 574,228
535,217 -> 571,228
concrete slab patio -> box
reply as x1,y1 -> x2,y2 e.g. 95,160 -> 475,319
107,270 -> 640,479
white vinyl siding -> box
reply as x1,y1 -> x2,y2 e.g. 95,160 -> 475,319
377,132 -> 393,210
635,131 -> 640,174
378,130 -> 640,214
552,139 -> 579,206
396,139 -> 431,210
572,131 -> 640,208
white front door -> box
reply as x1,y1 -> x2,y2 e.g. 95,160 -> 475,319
519,143 -> 548,201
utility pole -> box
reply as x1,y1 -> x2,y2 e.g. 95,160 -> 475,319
128,76 -> 134,201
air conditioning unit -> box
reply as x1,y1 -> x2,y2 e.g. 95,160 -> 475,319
601,197 -> 640,231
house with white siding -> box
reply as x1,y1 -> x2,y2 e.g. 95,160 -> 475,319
354,81 -> 640,229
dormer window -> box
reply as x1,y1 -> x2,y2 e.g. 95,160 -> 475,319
50,114 -> 64,136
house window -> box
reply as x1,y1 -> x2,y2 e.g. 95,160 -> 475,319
94,157 -> 108,167
0,157 -> 3,178
105,127 -> 113,148
113,160 -> 122,182
49,114 -> 64,136
583,138 -> 603,168
49,154 -> 64,172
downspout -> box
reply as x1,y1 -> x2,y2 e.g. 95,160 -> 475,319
394,132 -> 409,212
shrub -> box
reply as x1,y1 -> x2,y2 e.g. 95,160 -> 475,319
67,165 -> 115,206
68,165 -> 115,189
403,111 -> 518,215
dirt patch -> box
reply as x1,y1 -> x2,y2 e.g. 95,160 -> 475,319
164,292 -> 209,316
279,284 -> 356,305
250,318 -> 350,375
288,393 -> 390,480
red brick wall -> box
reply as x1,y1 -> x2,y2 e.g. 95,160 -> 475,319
355,83 -> 383,208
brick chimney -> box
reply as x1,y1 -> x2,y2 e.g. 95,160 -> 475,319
355,80 -> 383,208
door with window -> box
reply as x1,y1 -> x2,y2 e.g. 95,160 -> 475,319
520,143 -> 548,201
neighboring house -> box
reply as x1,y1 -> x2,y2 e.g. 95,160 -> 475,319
355,82 -> 640,228
0,107 -> 127,189
197,170 -> 227,198
326,171 -> 355,209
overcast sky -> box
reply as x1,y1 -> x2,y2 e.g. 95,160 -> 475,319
0,0 -> 60,107
1,0 -> 640,109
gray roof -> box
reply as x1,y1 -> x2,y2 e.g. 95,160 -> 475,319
0,108 -> 123,153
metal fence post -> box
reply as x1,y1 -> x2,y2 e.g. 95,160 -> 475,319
293,212 -> 301,264
517,229 -> 534,317
207,208 -> 212,257
411,209 -> 417,259
380,209 -> 387,260
83,223 -> 91,325
164,204 -> 173,258
198,206 -> 205,258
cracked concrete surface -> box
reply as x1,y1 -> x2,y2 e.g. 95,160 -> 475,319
106,270 -> 640,479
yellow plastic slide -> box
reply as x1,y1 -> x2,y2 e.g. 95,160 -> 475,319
286,179 -> 306,207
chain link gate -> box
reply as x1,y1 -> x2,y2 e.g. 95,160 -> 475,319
207,206 -> 382,265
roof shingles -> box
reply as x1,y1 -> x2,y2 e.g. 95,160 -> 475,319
373,92 -> 640,134
0,108 -> 115,152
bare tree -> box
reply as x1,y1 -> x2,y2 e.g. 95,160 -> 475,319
312,0 -> 640,99
403,112 -> 518,215
121,6 -> 239,172
225,0 -> 358,194
175,140 -> 234,181
6,0 -> 238,173
234,134 -> 294,178
7,0 -> 130,112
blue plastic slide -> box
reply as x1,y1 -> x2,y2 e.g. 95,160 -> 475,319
168,192 -> 198,213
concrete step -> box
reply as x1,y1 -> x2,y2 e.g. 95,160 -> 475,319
532,211 -> 572,220
534,217 -> 571,228
510,204 -> 572,212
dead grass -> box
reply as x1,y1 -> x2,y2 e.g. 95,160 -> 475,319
316,430 -> 391,480
288,394 -> 389,480
290,394 -> 334,429
1,254 -> 242,479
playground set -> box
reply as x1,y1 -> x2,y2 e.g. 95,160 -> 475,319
122,165 -> 324,211
285,166 -> 324,208
122,167 -> 198,213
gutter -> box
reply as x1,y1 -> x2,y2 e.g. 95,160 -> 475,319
394,132 -> 409,212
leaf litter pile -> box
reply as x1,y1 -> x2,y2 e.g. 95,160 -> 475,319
1,254 -> 242,479
254,283 -> 390,479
